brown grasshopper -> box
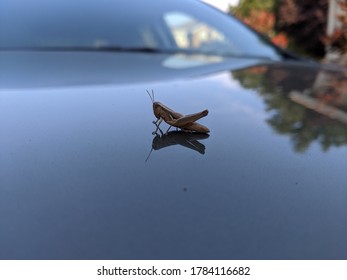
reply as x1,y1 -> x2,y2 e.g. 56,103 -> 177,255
147,90 -> 210,134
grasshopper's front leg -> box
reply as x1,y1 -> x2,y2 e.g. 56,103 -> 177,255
152,123 -> 164,136
153,118 -> 163,126
152,118 -> 164,135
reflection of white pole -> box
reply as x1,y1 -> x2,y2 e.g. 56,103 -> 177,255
290,91 -> 347,125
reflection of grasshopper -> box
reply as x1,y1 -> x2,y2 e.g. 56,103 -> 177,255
152,131 -> 209,154
147,90 -> 210,134
145,131 -> 209,162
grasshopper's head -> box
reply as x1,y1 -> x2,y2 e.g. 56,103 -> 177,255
147,89 -> 159,116
147,90 -> 171,120
153,101 -> 163,119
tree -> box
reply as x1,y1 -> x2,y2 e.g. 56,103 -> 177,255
231,0 -> 329,58
230,0 -> 276,17
230,0 -> 288,48
277,0 -> 328,58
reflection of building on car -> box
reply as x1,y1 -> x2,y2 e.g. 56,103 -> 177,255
166,13 -> 225,49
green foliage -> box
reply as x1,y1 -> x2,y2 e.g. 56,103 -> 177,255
230,0 -> 277,17
229,0 -> 289,48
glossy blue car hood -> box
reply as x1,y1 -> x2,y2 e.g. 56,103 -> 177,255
1,51 -> 347,259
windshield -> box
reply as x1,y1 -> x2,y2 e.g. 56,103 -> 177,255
0,0 -> 282,60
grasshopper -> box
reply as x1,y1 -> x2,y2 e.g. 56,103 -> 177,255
147,90 -> 210,134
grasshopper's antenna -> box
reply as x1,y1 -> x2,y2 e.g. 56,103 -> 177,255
151,89 -> 155,102
146,89 -> 154,104
145,147 -> 154,162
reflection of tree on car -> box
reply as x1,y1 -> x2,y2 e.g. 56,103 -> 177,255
232,64 -> 347,152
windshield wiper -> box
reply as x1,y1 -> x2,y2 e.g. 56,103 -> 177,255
0,46 -> 280,61
0,46 -> 179,54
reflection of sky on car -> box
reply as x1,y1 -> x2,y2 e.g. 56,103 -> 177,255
193,72 -> 268,120
164,12 -> 192,27
163,54 -> 223,68
147,70 -> 267,128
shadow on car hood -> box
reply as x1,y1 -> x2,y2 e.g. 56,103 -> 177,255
1,51 -> 347,260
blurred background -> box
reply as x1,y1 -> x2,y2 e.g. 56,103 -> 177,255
202,0 -> 347,65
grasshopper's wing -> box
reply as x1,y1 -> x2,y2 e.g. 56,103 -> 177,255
171,110 -> 208,126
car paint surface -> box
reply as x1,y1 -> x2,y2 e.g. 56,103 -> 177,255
1,52 -> 347,259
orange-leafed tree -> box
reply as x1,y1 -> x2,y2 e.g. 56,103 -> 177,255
230,0 -> 288,48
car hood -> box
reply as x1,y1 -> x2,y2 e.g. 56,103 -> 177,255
1,52 -> 347,259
